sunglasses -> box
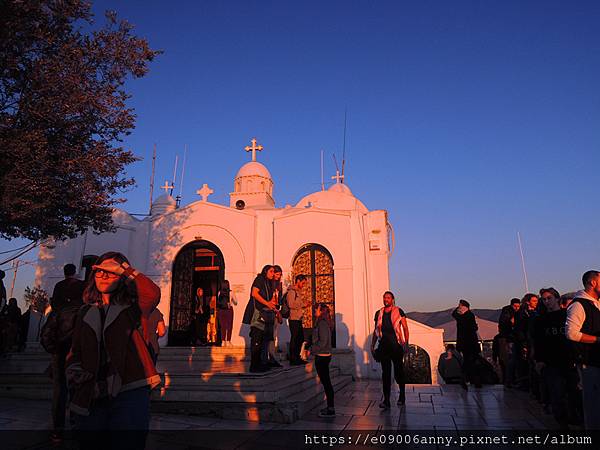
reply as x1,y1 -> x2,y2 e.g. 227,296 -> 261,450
94,269 -> 120,279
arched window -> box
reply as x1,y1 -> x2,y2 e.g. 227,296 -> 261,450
292,243 -> 335,347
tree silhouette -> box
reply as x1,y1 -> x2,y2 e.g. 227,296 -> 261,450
0,0 -> 160,241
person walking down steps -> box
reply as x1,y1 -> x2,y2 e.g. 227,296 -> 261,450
309,303 -> 336,418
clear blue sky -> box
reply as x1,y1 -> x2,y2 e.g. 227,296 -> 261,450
2,0 -> 599,312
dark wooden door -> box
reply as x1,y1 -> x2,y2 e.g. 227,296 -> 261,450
168,247 -> 194,345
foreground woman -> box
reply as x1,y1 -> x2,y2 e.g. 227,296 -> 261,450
67,252 -> 161,449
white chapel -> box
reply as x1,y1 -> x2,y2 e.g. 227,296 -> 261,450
35,139 -> 444,381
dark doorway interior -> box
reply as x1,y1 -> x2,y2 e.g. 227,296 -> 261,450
168,240 -> 225,346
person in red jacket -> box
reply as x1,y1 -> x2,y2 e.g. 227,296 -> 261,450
67,251 -> 161,449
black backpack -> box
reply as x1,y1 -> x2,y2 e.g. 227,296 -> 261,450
217,291 -> 230,310
40,304 -> 82,354
279,292 -> 290,319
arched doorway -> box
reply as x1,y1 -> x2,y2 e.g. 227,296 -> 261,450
168,240 -> 225,346
404,344 -> 432,384
291,243 -> 336,347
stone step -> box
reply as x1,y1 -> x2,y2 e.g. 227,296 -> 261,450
0,354 -> 355,424
154,365 -> 341,403
158,364 -> 315,387
1,352 -> 50,360
278,374 -> 353,421
0,347 -> 282,363
151,372 -> 354,424
0,374 -> 53,400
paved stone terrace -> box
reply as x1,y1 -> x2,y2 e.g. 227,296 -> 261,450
0,381 -> 559,433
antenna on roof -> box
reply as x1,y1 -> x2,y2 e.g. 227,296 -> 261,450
148,143 -> 156,213
171,154 -> 178,197
517,231 -> 529,293
320,149 -> 325,191
333,153 -> 340,174
176,144 -> 187,207
341,107 -> 347,183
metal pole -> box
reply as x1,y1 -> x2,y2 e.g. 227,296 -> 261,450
342,108 -> 347,181
320,149 -> 325,191
178,144 -> 188,200
149,143 -> 156,213
517,231 -> 529,293
171,155 -> 178,196
79,230 -> 88,278
9,259 -> 20,298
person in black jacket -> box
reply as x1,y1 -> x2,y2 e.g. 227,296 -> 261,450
513,293 -> 539,391
535,294 -> 582,429
248,265 -> 278,372
452,299 -> 481,388
50,264 -> 85,311
48,264 -> 85,440
497,298 -> 520,386
0,269 -> 6,312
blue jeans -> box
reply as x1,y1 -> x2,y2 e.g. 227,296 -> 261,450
543,366 -> 577,428
73,386 -> 150,450
579,365 -> 600,430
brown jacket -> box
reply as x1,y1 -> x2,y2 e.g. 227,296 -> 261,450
67,272 -> 161,416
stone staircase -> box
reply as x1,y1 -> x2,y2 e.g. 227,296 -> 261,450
0,346 -> 354,423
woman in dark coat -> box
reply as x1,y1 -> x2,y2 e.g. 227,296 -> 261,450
67,251 -> 160,450
248,265 -> 277,372
452,299 -> 481,388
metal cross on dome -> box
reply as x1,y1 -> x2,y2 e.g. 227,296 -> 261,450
196,183 -> 214,202
331,170 -> 345,184
160,180 -> 174,195
244,137 -> 263,162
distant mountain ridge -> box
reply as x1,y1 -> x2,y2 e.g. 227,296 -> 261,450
407,308 -> 502,328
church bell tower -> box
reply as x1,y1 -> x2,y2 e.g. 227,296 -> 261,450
229,138 -> 275,210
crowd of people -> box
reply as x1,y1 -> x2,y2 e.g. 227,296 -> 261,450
3,255 -> 600,443
437,270 -> 600,431
491,287 -> 584,430
190,280 -> 235,347
242,264 -> 337,417
0,269 -> 32,354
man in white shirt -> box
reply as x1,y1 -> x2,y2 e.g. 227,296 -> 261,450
565,270 -> 600,430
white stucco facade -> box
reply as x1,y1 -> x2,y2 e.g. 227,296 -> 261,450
34,141 -> 445,382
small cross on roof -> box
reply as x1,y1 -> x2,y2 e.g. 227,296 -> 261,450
196,183 -> 214,202
160,180 -> 174,195
331,170 -> 345,184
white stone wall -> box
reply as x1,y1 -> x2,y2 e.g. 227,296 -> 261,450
35,192 -> 446,383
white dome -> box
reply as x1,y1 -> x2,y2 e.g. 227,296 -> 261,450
328,183 -> 353,195
235,161 -> 272,179
153,194 -> 176,205
150,194 -> 176,216
295,183 -> 368,213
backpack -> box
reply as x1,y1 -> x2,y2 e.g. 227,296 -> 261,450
279,292 -> 290,319
217,291 -> 229,310
40,304 -> 81,354
40,311 -> 59,354
471,355 -> 500,385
